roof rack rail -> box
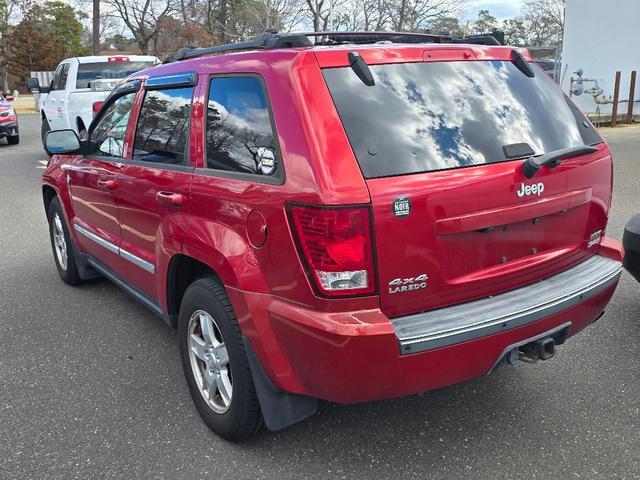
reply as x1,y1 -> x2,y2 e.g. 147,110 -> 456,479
163,30 -> 502,64
454,34 -> 501,46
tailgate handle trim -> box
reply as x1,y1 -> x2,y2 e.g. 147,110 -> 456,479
435,188 -> 592,236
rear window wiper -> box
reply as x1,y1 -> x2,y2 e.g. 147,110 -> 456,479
521,145 -> 599,179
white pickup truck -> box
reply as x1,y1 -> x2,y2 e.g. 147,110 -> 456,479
39,55 -> 159,147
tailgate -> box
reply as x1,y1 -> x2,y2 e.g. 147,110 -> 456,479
368,146 -> 611,318
322,55 -> 611,318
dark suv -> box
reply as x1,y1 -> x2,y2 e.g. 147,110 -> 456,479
42,31 -> 623,440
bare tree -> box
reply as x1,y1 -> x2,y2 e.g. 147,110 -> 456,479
0,0 -> 17,91
92,0 -> 99,54
303,0 -> 343,32
305,0 -> 324,31
333,0 -> 388,31
0,0 -> 29,91
250,0 -> 305,31
530,0 -> 564,31
383,0 -> 462,32
104,0 -> 176,53
521,0 -> 565,46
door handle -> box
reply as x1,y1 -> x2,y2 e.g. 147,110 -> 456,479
156,191 -> 183,207
97,179 -> 117,190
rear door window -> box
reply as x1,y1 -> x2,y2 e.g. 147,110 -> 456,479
323,61 -> 602,178
133,87 -> 193,165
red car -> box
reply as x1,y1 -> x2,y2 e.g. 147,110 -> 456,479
42,31 -> 623,440
0,94 -> 19,145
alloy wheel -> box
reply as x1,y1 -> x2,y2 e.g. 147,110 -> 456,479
187,309 -> 233,414
52,212 -> 68,271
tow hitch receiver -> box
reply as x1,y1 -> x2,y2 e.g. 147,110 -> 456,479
520,337 -> 555,362
489,322 -> 571,373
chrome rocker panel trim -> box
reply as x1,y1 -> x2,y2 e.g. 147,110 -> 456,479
392,255 -> 622,355
74,224 -> 155,274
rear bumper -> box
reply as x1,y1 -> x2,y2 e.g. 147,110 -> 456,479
393,255 -> 622,354
238,250 -> 622,404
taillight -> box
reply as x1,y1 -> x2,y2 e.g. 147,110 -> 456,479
288,204 -> 376,297
92,101 -> 103,117
0,108 -> 15,122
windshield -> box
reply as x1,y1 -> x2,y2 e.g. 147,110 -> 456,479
76,61 -> 155,89
323,61 -> 601,179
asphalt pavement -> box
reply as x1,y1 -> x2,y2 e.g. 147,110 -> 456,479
1,114 -> 639,479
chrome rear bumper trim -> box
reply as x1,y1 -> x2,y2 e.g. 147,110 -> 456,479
392,256 -> 622,355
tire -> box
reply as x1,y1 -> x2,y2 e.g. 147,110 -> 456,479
47,197 -> 82,285
179,277 -> 264,441
41,117 -> 51,155
7,135 -> 18,145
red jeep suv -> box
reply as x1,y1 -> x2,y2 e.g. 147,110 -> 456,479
42,31 -> 623,440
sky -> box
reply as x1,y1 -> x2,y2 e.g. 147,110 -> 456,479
462,0 -> 525,20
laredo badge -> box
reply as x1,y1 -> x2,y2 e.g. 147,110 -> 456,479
392,196 -> 411,218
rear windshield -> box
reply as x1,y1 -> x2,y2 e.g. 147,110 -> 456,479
76,61 -> 155,89
323,61 -> 601,178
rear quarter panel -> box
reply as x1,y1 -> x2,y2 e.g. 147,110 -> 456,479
168,50 -> 373,303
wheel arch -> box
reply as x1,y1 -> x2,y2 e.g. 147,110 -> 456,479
42,184 -> 58,213
42,181 -> 76,242
167,253 -> 317,431
165,254 -> 223,328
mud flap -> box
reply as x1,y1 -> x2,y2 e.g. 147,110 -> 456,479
242,336 -> 318,431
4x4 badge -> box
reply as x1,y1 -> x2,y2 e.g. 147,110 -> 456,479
392,196 -> 411,217
388,274 -> 428,294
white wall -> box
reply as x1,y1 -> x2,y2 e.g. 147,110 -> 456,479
561,0 -> 640,115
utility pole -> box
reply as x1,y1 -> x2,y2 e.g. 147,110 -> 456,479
92,0 -> 100,55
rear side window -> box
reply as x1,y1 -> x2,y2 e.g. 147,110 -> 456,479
205,76 -> 279,177
133,87 -> 193,165
323,61 -> 602,178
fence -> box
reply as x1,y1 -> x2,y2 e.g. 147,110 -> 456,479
528,46 -> 562,84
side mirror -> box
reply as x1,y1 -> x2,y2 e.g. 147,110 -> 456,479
45,129 -> 81,156
25,77 -> 40,92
